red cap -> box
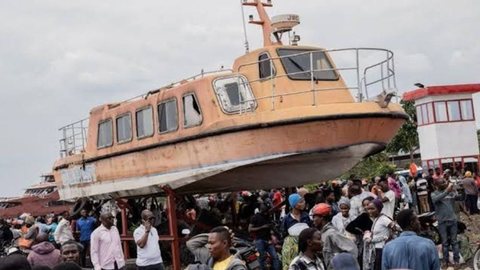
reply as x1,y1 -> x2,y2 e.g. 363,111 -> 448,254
312,203 -> 332,216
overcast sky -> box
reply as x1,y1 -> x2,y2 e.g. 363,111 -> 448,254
0,0 -> 479,197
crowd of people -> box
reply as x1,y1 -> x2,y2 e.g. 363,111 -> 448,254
0,167 -> 478,270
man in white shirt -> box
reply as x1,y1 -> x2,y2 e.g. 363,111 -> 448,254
134,210 -> 164,270
377,179 -> 396,219
54,211 -> 74,246
90,212 -> 125,270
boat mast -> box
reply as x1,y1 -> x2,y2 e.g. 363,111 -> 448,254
242,0 -> 280,47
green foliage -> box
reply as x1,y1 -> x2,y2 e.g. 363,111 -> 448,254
341,152 -> 396,180
386,100 -> 419,161
341,100 -> 418,180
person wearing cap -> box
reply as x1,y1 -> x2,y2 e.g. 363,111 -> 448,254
462,171 -> 479,215
381,209 -> 440,270
431,177 -> 461,267
281,193 -> 311,237
311,203 -> 357,270
288,228 -> 325,270
331,198 -> 353,237
281,193 -> 311,270
19,215 -> 36,250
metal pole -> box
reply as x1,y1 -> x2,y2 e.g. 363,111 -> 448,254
386,51 -> 391,90
71,124 -> 77,154
270,57 -> 275,110
80,120 -> 85,151
239,0 -> 249,53
356,49 -> 362,102
310,52 -> 315,106
120,206 -> 130,258
164,187 -> 181,270
62,128 -> 68,157
380,62 -> 385,91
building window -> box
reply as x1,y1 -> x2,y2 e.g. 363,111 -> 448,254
417,99 -> 475,126
183,93 -> 202,127
416,106 -> 423,125
460,100 -> 474,120
434,102 -> 448,122
136,106 -> 154,138
447,101 -> 461,121
258,53 -> 275,79
213,75 -> 257,114
97,119 -> 113,148
427,103 -> 434,124
421,104 -> 429,124
158,99 -> 178,133
116,113 -> 132,143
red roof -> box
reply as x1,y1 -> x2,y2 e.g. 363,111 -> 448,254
403,83 -> 480,101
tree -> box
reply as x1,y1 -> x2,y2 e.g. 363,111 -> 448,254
386,100 -> 419,162
341,152 -> 396,180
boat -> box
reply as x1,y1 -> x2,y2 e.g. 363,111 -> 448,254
0,174 -> 72,218
52,0 -> 407,200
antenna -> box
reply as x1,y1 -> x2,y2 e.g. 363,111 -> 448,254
242,0 -> 274,47
240,0 -> 250,53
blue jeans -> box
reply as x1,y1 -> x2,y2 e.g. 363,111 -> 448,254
255,239 -> 280,270
438,220 -> 460,263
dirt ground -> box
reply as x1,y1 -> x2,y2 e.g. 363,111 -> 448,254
444,212 -> 480,270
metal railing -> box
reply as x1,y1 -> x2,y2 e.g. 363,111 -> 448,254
58,118 -> 88,157
237,47 -> 397,104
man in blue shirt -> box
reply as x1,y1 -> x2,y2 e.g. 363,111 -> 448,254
382,209 -> 439,270
76,209 -> 96,267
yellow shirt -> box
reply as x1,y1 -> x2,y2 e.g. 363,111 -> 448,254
213,255 -> 233,270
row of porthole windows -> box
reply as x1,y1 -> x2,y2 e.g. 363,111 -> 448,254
97,93 -> 203,149
416,99 -> 474,126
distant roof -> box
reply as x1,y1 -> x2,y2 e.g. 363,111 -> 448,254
403,83 -> 480,101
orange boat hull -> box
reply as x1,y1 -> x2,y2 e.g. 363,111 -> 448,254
54,112 -> 405,198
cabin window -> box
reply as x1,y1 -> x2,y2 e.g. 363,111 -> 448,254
116,113 -> 132,143
213,75 -> 256,114
136,106 -> 154,138
258,53 -> 275,79
183,93 -> 203,127
97,119 -> 113,148
158,99 -> 178,133
277,48 -> 338,81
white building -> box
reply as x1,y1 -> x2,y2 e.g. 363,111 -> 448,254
403,84 -> 480,173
